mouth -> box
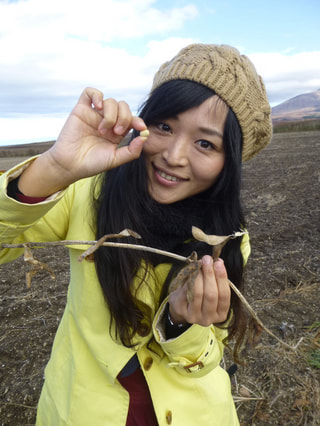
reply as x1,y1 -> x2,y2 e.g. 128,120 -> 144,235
153,165 -> 187,183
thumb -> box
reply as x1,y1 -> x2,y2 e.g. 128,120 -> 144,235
113,135 -> 146,166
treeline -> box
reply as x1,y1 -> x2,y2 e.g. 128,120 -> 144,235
273,119 -> 320,133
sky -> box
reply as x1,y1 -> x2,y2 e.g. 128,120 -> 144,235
0,0 -> 319,146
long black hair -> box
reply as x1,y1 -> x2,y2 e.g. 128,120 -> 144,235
94,80 -> 247,358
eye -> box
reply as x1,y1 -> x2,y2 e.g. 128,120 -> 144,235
196,140 -> 215,150
157,122 -> 172,133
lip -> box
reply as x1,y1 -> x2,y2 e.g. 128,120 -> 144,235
152,164 -> 188,186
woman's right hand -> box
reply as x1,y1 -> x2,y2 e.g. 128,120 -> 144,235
168,256 -> 231,327
18,88 -> 148,197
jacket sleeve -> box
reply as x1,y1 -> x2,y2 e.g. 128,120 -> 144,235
0,158 -> 69,264
152,297 -> 227,378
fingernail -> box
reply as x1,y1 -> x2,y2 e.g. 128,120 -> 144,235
115,125 -> 124,135
214,258 -> 224,271
201,255 -> 213,265
99,126 -> 107,135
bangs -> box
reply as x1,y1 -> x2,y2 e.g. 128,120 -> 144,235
139,80 -> 216,124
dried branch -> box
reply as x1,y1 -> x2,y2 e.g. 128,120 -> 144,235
227,279 -> 296,350
233,396 -> 264,402
191,227 -> 302,351
77,229 -> 141,262
1,240 -> 188,262
1,228 -> 301,351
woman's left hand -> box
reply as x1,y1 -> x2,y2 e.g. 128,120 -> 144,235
168,256 -> 231,327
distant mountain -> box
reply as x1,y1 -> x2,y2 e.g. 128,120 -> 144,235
272,89 -> 320,122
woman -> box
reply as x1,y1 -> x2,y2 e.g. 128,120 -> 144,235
0,44 -> 272,425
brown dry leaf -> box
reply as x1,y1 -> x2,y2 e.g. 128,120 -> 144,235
26,270 -> 38,289
26,271 -> 32,289
256,413 -> 270,422
118,229 -> 141,239
292,398 -> 310,409
239,386 -> 251,398
78,229 -> 141,262
191,226 -> 247,259
246,319 -> 264,350
24,245 -> 38,264
169,261 -> 201,303
23,245 -> 56,288
186,251 -> 198,262
191,226 -> 246,246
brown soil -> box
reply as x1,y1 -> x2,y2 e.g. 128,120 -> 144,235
1,132 -> 320,425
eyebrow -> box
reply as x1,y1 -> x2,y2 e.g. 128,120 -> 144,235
168,116 -> 224,139
198,126 -> 224,139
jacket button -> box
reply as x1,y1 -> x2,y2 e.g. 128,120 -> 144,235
143,357 -> 153,370
166,410 -> 172,424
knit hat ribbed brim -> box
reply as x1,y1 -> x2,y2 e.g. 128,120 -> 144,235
151,44 -> 272,161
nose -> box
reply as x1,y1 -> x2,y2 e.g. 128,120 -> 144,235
162,137 -> 189,167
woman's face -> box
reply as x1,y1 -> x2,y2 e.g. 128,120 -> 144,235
143,95 -> 228,204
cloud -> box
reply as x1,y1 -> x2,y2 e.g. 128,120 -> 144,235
0,114 -> 67,144
0,0 -> 319,145
249,51 -> 320,106
0,36 -> 196,116
0,0 -> 198,44
0,0 -> 197,118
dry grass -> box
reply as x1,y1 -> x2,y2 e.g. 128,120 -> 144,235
230,278 -> 320,426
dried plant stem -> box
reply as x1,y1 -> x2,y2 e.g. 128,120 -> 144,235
1,402 -> 37,410
233,397 -> 264,402
1,238 -> 299,351
1,240 -> 188,262
227,279 -> 296,350
92,242 -> 188,262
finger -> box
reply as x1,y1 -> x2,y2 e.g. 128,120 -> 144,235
113,112 -> 147,138
109,134 -> 147,169
98,100 -> 146,139
213,259 -> 231,321
113,100 -> 133,136
111,116 -> 148,163
131,116 -> 148,132
168,286 -> 190,324
188,271 -> 205,316
197,256 -> 219,323
79,87 -> 103,110
201,256 -> 218,309
98,98 -> 120,135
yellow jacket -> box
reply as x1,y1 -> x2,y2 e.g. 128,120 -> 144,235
0,159 -> 250,426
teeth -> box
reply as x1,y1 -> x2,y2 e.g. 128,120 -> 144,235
158,170 -> 179,182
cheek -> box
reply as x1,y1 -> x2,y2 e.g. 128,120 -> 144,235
194,158 -> 225,186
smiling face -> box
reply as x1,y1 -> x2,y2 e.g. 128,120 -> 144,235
143,95 -> 229,204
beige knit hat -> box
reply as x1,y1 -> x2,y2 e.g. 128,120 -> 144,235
151,44 -> 272,161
